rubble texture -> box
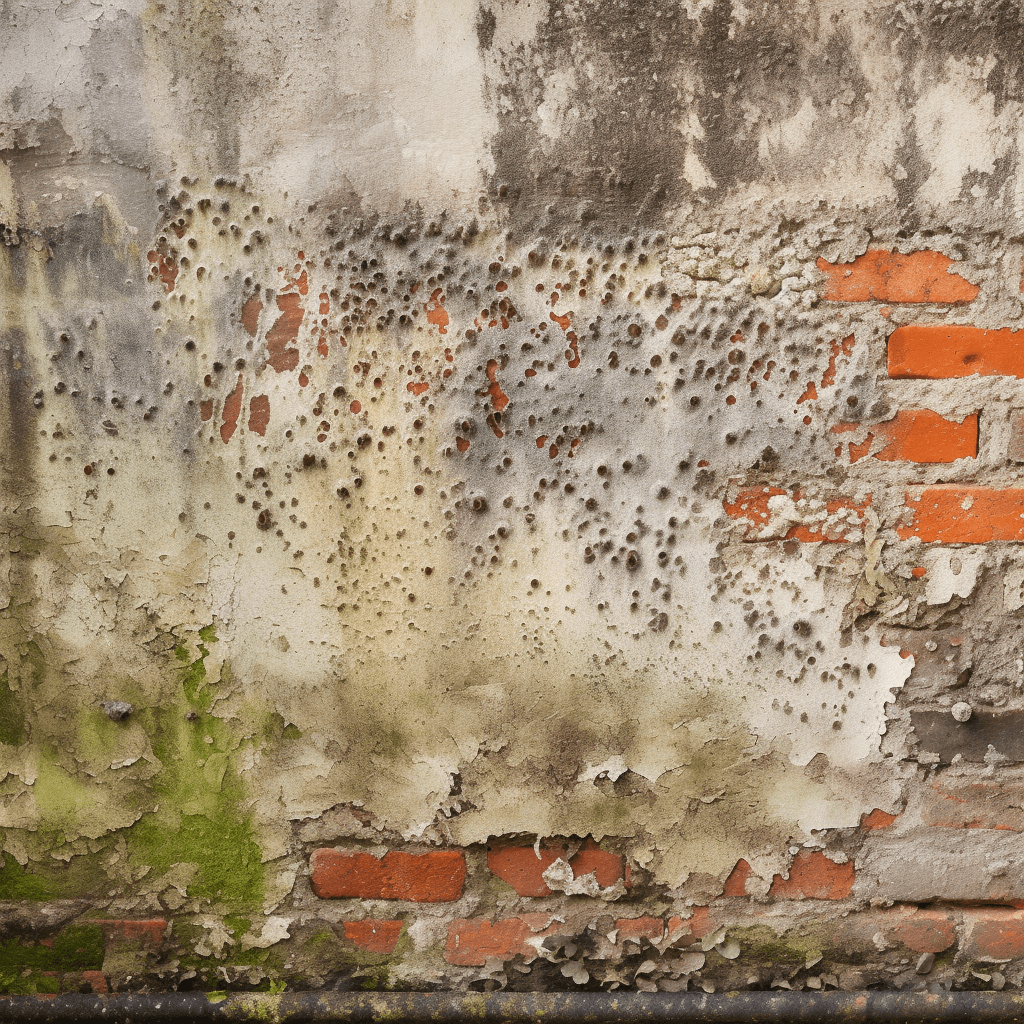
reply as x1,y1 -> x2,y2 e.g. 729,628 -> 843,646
2,0 -> 1024,998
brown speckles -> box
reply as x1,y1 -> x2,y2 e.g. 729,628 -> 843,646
350,400 -> 362,414
485,359 -> 509,411
200,399 -> 214,422
147,249 -> 178,293
407,381 -> 430,396
248,394 -> 271,436
426,287 -> 449,335
566,333 -> 581,369
220,374 -> 243,444
456,437 -> 471,453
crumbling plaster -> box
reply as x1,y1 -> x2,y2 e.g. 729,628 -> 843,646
1,0 -> 1022,931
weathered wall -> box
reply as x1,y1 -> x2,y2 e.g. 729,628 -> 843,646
3,0 -> 1024,997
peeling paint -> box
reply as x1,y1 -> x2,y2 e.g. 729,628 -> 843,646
3,0 -> 1024,997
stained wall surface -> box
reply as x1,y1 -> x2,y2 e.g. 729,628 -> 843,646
2,0 -> 1024,996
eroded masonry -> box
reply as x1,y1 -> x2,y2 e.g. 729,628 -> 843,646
3,0 -> 1024,998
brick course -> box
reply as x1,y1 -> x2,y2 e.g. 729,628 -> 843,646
310,850 -> 466,902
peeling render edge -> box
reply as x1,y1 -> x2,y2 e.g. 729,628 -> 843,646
2,991 -> 1024,1023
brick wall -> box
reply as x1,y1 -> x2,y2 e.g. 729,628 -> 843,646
7,0 -> 1024,1003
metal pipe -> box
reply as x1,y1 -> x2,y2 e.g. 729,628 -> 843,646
2,990 -> 1024,1023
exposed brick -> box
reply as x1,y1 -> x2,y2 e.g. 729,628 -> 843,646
445,915 -> 556,966
833,410 -> 977,464
888,325 -> 1024,379
768,851 -> 854,900
911,710 -> 1024,764
722,858 -> 752,896
674,907 -> 713,942
615,916 -> 665,942
310,849 -> 466,902
818,251 -> 979,304
81,971 -> 109,994
888,908 -> 957,954
963,909 -> 1024,959
487,838 -> 624,897
91,920 -> 167,946
342,920 -> 404,954
861,808 -> 898,830
912,776 -> 1024,831
899,487 -> 1024,543
838,906 -> 956,954
723,487 -> 870,542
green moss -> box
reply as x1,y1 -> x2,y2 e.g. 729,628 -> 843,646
0,924 -> 103,973
129,811 -> 262,904
0,970 -> 62,995
0,671 -> 26,746
124,624 -> 264,907
721,924 -> 820,967
176,623 -> 217,709
358,965 -> 391,990
0,859 -> 54,900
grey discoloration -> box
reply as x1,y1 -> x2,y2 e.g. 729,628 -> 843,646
911,710 -> 1024,763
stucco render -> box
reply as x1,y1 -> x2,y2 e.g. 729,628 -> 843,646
3,0 -> 1024,998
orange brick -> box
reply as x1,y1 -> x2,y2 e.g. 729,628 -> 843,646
768,851 -> 854,900
889,908 -> 957,953
964,909 -> 1024,959
723,487 -> 870,542
310,849 -> 466,902
819,251 -> 978,304
722,858 -> 752,896
861,808 -> 898,830
342,920 -> 404,954
833,410 -> 977,464
445,915 -> 556,966
615,916 -> 665,942
889,325 -> 1024,379
900,487 -> 1024,543
91,920 -> 167,946
487,838 -> 623,896
81,971 -> 109,994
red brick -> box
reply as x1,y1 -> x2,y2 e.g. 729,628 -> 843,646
615,916 -> 665,942
888,325 -> 1024,379
487,838 -> 624,896
838,906 -> 956,954
889,908 -> 957,953
722,859 -> 752,896
91,920 -> 167,946
768,851 -> 854,900
723,487 -> 870,542
445,915 -> 556,966
899,487 -> 1024,543
915,778 -> 1024,831
860,808 -> 898,830
342,920 -> 404,954
81,971 -> 109,994
833,410 -> 977,464
666,907 -> 714,944
310,849 -> 466,902
819,251 -> 978,304
964,909 -> 1024,959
